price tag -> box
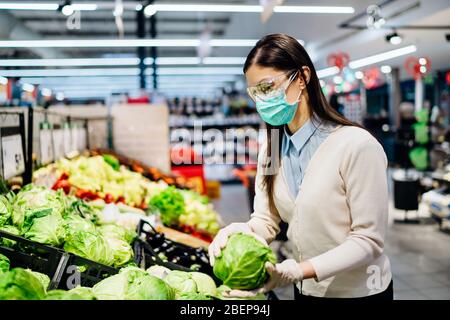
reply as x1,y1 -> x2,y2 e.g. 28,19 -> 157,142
71,126 -> 79,152
1,134 -> 25,179
78,128 -> 87,151
63,126 -> 72,156
39,129 -> 54,165
53,129 -> 65,160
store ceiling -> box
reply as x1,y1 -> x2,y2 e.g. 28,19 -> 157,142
0,0 -> 449,98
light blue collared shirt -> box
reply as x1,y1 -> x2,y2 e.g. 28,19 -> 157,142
281,119 -> 332,198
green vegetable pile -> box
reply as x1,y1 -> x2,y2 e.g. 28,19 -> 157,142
213,233 -> 277,290
33,155 -> 221,236
0,184 -> 135,268
149,186 -> 185,227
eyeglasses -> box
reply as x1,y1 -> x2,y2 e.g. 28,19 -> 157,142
247,70 -> 299,102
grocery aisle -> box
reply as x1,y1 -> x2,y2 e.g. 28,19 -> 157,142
216,184 -> 450,300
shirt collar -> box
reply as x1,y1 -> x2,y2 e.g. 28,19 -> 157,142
282,119 -> 318,154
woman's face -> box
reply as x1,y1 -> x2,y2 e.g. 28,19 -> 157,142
245,64 -> 308,104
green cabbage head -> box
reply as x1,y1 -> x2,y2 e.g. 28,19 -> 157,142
0,225 -> 20,248
93,266 -> 174,300
213,233 -> 276,290
64,230 -> 115,266
0,254 -> 10,273
0,268 -> 46,300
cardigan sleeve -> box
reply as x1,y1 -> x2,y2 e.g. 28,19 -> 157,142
247,142 -> 281,243
308,137 -> 389,282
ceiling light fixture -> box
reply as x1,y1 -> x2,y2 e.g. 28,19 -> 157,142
0,2 -> 59,10
0,38 -> 305,48
354,71 -> 364,80
0,57 -> 140,67
143,4 -> 354,15
60,1 -> 74,16
380,65 -> 392,74
317,66 -> 340,79
0,68 -> 140,77
386,31 -> 402,45
348,45 -> 417,69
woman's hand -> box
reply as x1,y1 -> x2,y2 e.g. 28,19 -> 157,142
222,260 -> 316,298
208,222 -> 267,266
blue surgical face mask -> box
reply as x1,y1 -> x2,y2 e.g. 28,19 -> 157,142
254,75 -> 302,126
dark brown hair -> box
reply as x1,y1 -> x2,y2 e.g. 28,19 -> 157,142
243,34 -> 362,216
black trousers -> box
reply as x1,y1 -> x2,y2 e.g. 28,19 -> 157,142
294,280 -> 394,301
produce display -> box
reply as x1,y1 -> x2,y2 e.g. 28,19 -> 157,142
0,184 -> 135,268
90,149 -> 195,190
213,233 -> 277,290
33,154 -> 221,240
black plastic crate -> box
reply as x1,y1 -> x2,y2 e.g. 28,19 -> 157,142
136,220 -> 217,281
56,253 -> 119,290
0,229 -> 68,290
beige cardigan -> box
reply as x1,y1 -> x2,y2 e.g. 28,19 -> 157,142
247,125 -> 392,298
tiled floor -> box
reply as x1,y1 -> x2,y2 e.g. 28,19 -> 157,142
213,184 -> 450,300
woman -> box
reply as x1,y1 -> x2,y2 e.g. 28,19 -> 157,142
208,34 -> 393,300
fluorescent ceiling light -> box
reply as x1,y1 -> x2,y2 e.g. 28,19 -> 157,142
0,38 -> 305,48
0,68 -> 140,77
316,66 -> 340,79
203,57 -> 246,65
152,67 -> 243,75
0,39 -> 201,48
0,3 -> 59,10
0,67 -> 243,77
0,2 -> 97,11
0,57 -> 246,67
273,6 -> 354,14
143,57 -> 246,65
70,3 -> 98,11
0,58 -> 140,67
144,4 -> 353,14
349,45 -> 417,69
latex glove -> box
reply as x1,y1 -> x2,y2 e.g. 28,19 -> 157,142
255,259 -> 304,294
223,259 -> 304,298
208,222 -> 267,266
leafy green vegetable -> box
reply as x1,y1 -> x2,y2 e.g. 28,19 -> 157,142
63,214 -> 96,238
68,286 -> 96,300
213,233 -> 276,290
0,225 -> 20,248
215,285 -> 266,300
0,194 -> 12,226
98,224 -> 136,244
149,186 -> 185,226
0,268 -> 46,300
45,289 -> 89,300
164,270 -> 217,298
22,214 -> 66,246
104,237 -> 133,267
0,254 -> 10,273
177,292 -> 213,300
164,270 -> 197,297
146,265 -> 171,279
64,230 -> 115,266
102,154 -> 120,171
93,266 -> 174,300
12,184 -> 65,228
26,270 -> 50,291
190,272 -> 217,296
